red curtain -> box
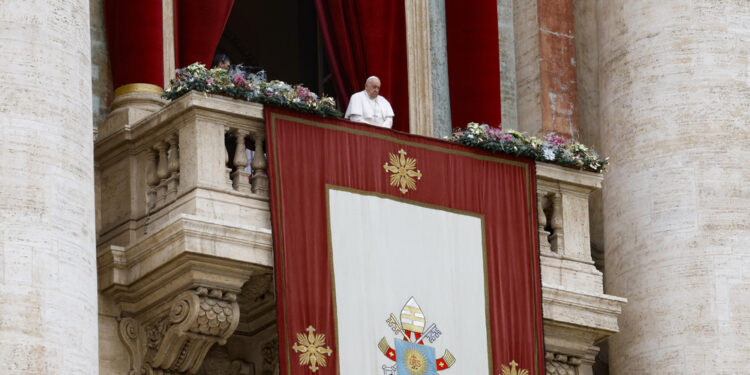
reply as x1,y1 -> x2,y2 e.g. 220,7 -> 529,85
266,108 -> 544,375
445,0 -> 503,128
314,0 -> 409,132
105,0 -> 163,88
175,0 -> 234,68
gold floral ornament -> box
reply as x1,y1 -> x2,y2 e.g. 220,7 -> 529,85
500,360 -> 529,375
292,325 -> 333,373
383,149 -> 422,194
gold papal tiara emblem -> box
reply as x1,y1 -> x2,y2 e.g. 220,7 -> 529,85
383,149 -> 422,194
292,325 -> 333,373
378,297 -> 455,374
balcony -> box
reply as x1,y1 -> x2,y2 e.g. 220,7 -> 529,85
95,91 -> 623,374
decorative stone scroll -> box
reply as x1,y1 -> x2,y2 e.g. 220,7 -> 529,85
119,287 -> 240,375
544,352 -> 581,375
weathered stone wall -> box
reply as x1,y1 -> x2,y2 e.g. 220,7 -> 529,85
598,0 -> 750,373
0,0 -> 98,374
90,0 -> 112,137
513,0 -> 543,135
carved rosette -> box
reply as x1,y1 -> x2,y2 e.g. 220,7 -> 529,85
119,287 -> 240,375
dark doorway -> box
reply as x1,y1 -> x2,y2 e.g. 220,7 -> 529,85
216,1 -> 336,101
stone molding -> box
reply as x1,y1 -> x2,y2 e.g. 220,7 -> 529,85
119,287 -> 239,375
98,214 -> 273,314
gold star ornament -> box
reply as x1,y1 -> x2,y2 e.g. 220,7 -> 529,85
500,360 -> 529,375
292,325 -> 333,373
383,149 -> 422,194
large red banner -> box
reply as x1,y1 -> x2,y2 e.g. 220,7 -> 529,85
266,108 -> 543,375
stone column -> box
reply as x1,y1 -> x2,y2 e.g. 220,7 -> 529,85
405,0 -> 434,137
598,1 -> 750,373
429,0 -> 452,138
0,1 -> 98,374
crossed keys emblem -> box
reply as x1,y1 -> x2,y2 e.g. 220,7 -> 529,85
377,297 -> 455,374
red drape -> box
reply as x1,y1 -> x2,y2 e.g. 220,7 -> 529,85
266,108 -> 544,375
175,0 -> 234,68
105,0 -> 163,88
445,0 -> 503,128
314,0 -> 409,133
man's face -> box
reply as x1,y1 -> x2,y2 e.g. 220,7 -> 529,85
217,60 -> 230,70
365,79 -> 380,99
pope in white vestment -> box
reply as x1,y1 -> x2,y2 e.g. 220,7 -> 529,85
345,76 -> 395,128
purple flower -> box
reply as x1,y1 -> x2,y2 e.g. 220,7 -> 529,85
206,77 -> 215,85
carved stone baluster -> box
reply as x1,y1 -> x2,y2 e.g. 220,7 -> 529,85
145,149 -> 159,209
231,129 -> 252,193
250,131 -> 269,196
224,127 -> 233,187
154,141 -> 169,206
549,192 -> 564,253
166,134 -> 180,201
538,192 -> 552,253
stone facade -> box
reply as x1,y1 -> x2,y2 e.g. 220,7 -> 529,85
0,0 -> 98,374
27,0 -> 750,373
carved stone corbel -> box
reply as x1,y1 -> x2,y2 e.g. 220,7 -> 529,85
545,352 -> 581,375
119,287 -> 240,375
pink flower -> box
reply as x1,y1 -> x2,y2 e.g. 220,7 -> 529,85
206,77 -> 215,85
545,132 -> 568,147
232,74 -> 247,88
486,127 -> 513,142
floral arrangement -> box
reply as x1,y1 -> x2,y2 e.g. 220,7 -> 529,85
449,122 -> 608,173
163,63 -> 342,117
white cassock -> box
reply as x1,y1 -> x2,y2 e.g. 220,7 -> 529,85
344,91 -> 394,128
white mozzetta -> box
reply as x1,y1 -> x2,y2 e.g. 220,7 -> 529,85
0,0 -> 98,374
599,1 -> 750,373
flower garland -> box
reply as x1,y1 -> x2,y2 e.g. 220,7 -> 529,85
449,123 -> 608,173
163,63 -> 342,118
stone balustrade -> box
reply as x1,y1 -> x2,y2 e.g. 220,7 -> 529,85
96,91 -> 271,249
536,163 -> 626,374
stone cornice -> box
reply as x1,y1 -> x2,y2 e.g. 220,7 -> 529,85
98,214 -> 272,315
536,162 -> 603,190
542,282 -> 626,355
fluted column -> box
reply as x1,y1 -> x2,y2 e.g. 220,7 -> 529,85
0,1 -> 98,374
598,1 -> 750,373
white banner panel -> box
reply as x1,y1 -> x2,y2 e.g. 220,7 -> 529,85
328,188 -> 491,374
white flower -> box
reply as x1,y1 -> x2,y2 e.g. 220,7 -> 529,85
543,148 -> 555,161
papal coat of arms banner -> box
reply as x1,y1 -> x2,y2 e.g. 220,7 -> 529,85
265,109 -> 544,375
